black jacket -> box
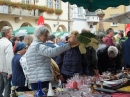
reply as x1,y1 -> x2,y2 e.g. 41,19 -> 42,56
97,46 -> 121,74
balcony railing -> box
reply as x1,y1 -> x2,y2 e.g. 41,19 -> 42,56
86,9 -> 97,16
0,5 -> 38,17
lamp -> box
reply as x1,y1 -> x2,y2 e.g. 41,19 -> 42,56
53,17 -> 60,27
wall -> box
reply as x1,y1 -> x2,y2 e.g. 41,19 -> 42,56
96,5 -> 126,31
0,0 -> 69,33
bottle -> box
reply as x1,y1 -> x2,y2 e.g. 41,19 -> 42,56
47,82 -> 55,96
34,80 -> 46,97
72,81 -> 78,89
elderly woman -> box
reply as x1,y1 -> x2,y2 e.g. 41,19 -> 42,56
97,46 -> 121,74
56,30 -> 88,83
24,26 -> 79,90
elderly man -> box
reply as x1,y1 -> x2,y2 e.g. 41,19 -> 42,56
97,46 -> 121,74
0,26 -> 14,97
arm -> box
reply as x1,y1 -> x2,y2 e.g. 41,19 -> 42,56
55,53 -> 64,70
37,43 -> 70,57
5,43 -> 14,74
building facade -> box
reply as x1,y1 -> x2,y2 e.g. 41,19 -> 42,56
71,5 -> 99,33
96,5 -> 128,32
0,0 -> 69,33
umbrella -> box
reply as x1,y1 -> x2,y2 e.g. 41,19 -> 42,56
62,0 -> 129,12
104,11 -> 130,24
13,26 -> 35,36
52,32 -> 69,38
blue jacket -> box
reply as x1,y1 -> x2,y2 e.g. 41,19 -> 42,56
56,46 -> 88,77
57,42 -> 65,46
12,54 -> 26,87
123,38 -> 130,68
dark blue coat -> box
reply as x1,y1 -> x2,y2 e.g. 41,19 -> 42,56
123,38 -> 130,68
56,46 -> 88,77
12,54 -> 26,87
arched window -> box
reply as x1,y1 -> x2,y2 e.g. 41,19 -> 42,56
55,0 -> 61,9
47,0 -> 53,8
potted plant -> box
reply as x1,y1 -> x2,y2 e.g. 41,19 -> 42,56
46,8 -> 54,14
0,0 -> 7,5
37,6 -> 47,13
55,9 -> 63,15
11,2 -> 19,8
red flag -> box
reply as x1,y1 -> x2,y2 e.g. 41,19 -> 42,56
125,24 -> 130,36
38,16 -> 44,26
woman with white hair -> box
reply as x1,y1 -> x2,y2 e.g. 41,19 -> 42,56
24,25 -> 79,90
97,46 -> 121,74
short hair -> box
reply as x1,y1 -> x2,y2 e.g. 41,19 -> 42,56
127,31 -> 130,37
70,30 -> 79,36
19,36 -> 25,41
118,30 -> 124,37
60,36 -> 66,41
47,34 -> 55,41
106,28 -> 114,35
81,28 -> 91,33
108,46 -> 118,57
1,26 -> 12,37
34,25 -> 49,39
97,32 -> 105,43
24,35 -> 33,46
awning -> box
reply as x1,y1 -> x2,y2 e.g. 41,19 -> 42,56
62,0 -> 129,12
52,32 -> 70,38
104,11 -> 130,24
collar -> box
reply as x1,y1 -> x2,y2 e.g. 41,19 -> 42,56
1,37 -> 9,40
47,40 -> 54,43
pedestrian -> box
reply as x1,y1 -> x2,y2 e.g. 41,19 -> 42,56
24,25 -> 79,90
0,26 -> 14,97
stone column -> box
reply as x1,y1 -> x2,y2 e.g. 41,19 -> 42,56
97,9 -> 105,33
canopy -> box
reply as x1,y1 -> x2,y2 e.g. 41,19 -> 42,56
52,32 -> 69,38
104,11 -> 130,24
62,0 -> 129,12
13,26 -> 35,36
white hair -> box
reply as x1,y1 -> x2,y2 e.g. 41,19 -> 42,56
34,25 -> 49,39
60,36 -> 66,41
108,46 -> 118,57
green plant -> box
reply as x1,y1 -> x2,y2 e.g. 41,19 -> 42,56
37,6 -> 47,12
11,2 -> 19,8
46,8 -> 54,14
55,9 -> 63,15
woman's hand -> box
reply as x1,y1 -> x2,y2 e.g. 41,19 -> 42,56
69,38 -> 79,47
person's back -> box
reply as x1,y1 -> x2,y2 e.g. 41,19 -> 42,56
123,31 -> 130,68
12,54 -> 26,87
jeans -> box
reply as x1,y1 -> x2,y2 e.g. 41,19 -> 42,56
30,81 -> 49,90
0,72 -> 11,97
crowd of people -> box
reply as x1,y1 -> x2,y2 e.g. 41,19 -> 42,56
0,25 -> 130,97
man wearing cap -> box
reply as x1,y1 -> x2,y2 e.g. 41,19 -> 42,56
0,26 -> 14,97
12,41 -> 29,91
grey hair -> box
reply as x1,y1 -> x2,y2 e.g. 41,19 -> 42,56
1,26 -> 12,37
108,46 -> 118,57
34,25 -> 50,39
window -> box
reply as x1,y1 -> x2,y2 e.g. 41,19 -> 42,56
22,0 -> 31,4
55,0 -> 61,9
110,14 -> 119,17
111,22 -> 118,26
78,7 -> 82,15
47,0 -> 53,8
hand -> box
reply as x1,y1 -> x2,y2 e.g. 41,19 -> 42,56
59,75 -> 65,82
7,74 -> 12,79
69,38 -> 79,47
